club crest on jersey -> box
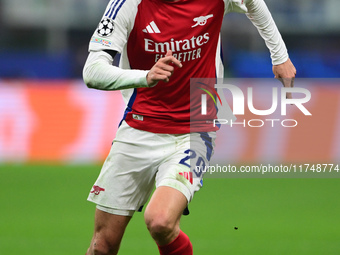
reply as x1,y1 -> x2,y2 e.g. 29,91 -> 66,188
97,18 -> 114,37
90,185 -> 105,195
192,14 -> 213,28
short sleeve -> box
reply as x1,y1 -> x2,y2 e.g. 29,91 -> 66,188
88,0 -> 141,53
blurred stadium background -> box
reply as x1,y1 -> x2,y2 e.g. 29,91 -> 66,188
1,0 -> 339,254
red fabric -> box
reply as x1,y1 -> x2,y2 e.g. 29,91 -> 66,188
125,0 -> 224,134
158,230 -> 193,255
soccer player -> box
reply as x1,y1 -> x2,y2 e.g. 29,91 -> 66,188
83,0 -> 296,254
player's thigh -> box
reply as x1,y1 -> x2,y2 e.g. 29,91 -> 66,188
156,131 -> 216,203
88,122 -> 159,212
145,186 -> 187,225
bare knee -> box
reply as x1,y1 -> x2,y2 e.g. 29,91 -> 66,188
144,210 -> 179,245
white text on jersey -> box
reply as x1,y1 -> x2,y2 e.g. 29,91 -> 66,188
144,33 -> 210,53
145,33 -> 210,63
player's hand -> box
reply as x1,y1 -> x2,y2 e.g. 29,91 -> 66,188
146,50 -> 182,87
273,58 -> 296,99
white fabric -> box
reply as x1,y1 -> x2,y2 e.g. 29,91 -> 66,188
246,0 -> 289,65
97,204 -> 135,217
88,0 -> 141,53
83,50 -> 149,91
225,0 -> 249,14
87,121 -> 216,212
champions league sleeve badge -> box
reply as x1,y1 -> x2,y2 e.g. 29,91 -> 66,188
97,18 -> 114,37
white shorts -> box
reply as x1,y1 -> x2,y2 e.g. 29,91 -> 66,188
88,121 -> 216,216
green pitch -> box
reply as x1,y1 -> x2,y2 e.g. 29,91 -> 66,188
1,164 -> 339,255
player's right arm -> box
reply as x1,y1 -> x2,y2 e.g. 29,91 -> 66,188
83,49 -> 182,90
83,0 -> 147,91
83,0 -> 181,91
83,50 -> 150,90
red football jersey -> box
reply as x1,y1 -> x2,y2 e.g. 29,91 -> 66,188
89,0 -> 244,133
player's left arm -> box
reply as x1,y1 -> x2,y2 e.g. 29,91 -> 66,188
245,0 -> 296,80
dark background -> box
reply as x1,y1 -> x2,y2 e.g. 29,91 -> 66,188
1,0 -> 339,79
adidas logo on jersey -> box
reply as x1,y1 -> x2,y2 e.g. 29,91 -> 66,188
142,21 -> 161,34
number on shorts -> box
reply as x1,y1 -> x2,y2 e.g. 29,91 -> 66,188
179,149 -> 196,168
179,149 -> 206,177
